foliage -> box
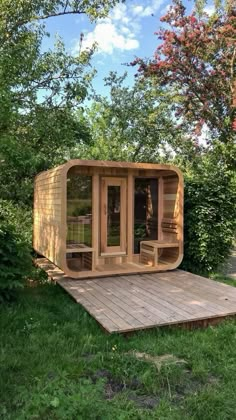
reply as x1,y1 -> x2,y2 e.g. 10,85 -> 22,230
134,0 -> 236,144
0,107 -> 91,205
1,281 -> 236,418
0,0 -> 123,111
128,0 -> 236,273
195,0 -> 235,16
0,0 -> 123,296
0,0 -> 235,288
0,201 -> 32,302
0,0 -> 122,205
0,199 -> 32,245
182,156 -> 236,274
0,0 -> 123,27
80,72 -> 188,162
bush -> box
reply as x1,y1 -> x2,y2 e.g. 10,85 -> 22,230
0,201 -> 32,301
182,162 -> 236,275
0,199 -> 32,246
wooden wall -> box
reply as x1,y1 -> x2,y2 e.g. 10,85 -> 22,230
33,160 -> 184,278
33,165 -> 64,268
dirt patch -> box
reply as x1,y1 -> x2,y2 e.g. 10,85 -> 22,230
173,372 -> 219,403
90,369 -> 159,408
127,393 -> 159,409
90,369 -> 142,400
88,366 -> 218,409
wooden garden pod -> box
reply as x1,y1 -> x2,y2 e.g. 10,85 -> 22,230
33,159 -> 184,279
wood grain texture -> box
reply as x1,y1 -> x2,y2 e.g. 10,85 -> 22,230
33,159 -> 184,278
36,259 -> 236,334
33,166 -> 63,268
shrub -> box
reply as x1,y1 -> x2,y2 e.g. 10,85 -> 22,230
182,162 -> 236,275
0,201 -> 32,301
0,199 -> 32,246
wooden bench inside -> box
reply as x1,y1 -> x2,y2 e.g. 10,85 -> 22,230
66,243 -> 94,271
66,243 -> 94,253
140,240 -> 179,267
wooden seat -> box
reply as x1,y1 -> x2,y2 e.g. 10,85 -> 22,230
66,243 -> 94,253
66,243 -> 94,270
140,240 -> 179,267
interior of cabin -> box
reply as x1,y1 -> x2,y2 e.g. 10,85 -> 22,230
65,163 -> 183,276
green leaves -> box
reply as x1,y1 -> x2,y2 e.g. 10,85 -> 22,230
182,155 -> 236,274
0,0 -> 122,205
50,397 -> 60,408
0,201 -> 32,302
138,1 -> 236,144
82,72 -> 187,162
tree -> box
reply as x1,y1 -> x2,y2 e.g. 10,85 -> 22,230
182,151 -> 236,274
195,0 -> 235,16
133,1 -> 236,146
81,72 -> 192,162
0,1 -> 121,112
0,0 -> 122,299
132,1 -> 236,273
0,0 -> 121,204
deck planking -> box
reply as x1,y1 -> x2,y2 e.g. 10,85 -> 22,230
36,258 -> 236,333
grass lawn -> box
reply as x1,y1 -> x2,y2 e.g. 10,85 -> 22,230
1,276 -> 236,420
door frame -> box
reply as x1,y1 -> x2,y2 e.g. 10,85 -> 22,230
100,177 -> 127,256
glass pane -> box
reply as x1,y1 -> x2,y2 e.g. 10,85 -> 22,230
134,178 -> 158,253
67,171 -> 92,247
107,185 -> 120,247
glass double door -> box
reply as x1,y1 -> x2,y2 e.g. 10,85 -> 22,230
100,177 -> 127,255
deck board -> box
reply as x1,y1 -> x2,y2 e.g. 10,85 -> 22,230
141,274 -> 236,314
36,258 -> 236,333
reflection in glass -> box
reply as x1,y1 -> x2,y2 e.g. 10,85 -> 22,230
67,172 -> 92,247
107,186 -> 120,247
134,178 -> 158,253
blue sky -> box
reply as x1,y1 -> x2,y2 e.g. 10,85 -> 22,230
43,0 -> 215,97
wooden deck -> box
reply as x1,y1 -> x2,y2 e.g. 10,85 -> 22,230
37,258 -> 236,333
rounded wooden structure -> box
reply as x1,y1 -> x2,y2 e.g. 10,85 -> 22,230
34,159 -> 184,279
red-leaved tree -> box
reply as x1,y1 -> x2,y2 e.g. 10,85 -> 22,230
133,0 -> 236,142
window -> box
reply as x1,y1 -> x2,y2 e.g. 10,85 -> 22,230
107,185 -> 121,247
134,178 -> 158,253
67,172 -> 92,247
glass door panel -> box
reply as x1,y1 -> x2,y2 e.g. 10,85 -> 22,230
134,178 -> 158,254
100,177 -> 127,255
107,185 -> 121,247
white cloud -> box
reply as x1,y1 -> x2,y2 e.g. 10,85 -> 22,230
74,0 -> 165,56
120,26 -> 132,35
131,0 -> 165,17
132,3 -> 159,17
111,3 -> 128,21
133,5 -> 144,15
81,22 -> 139,54
204,5 -> 215,16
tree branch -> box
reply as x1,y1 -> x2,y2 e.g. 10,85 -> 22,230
12,9 -> 86,31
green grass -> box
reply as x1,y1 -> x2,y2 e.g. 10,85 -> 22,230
1,276 -> 236,419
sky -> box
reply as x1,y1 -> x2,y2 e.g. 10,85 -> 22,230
43,0 -> 215,97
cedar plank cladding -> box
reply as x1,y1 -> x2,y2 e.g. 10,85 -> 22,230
33,165 -> 64,268
33,159 -> 184,278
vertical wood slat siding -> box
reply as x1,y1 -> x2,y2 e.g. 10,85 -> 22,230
162,176 -> 179,242
34,167 -> 63,268
33,160 -> 184,278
